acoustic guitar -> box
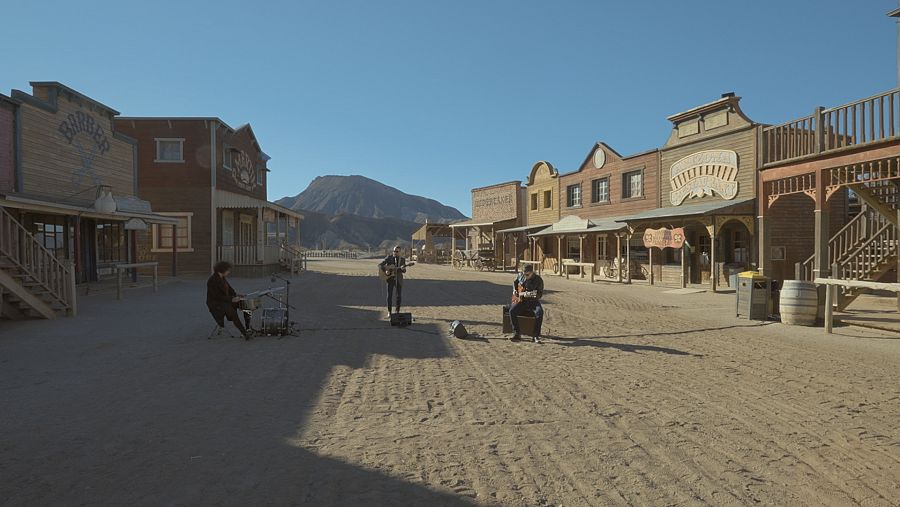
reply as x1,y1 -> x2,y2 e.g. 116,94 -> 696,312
511,282 -> 538,304
379,261 -> 415,282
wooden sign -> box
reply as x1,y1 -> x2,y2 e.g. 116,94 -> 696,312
643,227 -> 685,249
669,149 -> 739,205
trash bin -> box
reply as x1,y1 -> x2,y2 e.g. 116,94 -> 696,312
735,271 -> 770,321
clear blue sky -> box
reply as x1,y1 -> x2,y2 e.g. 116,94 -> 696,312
2,0 -> 898,214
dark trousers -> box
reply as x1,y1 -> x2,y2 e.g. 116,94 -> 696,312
509,300 -> 544,337
208,302 -> 249,335
386,281 -> 402,312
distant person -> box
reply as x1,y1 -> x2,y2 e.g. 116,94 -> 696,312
206,261 -> 250,339
508,264 -> 544,343
379,246 -> 407,316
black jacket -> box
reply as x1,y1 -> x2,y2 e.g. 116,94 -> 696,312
379,255 -> 406,283
206,273 -> 236,307
513,272 -> 544,299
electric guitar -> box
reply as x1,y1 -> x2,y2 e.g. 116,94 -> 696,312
379,261 -> 415,282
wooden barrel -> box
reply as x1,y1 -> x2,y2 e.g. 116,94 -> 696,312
780,280 -> 819,326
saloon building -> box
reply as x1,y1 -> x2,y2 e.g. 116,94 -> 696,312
449,180 -> 525,270
114,117 -> 302,276
0,82 -> 177,319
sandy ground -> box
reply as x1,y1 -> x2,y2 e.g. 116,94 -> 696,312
1,259 -> 898,506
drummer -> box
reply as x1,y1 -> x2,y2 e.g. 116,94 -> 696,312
206,261 -> 251,339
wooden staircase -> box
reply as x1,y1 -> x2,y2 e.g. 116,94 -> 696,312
278,243 -> 306,275
0,207 -> 75,319
798,184 -> 898,310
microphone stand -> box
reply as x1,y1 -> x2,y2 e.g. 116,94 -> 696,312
270,273 -> 296,336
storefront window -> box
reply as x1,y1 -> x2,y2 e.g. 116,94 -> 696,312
26,215 -> 69,259
596,236 -> 608,260
96,222 -> 126,264
566,237 -> 580,258
156,216 -> 190,250
266,221 -> 278,245
733,230 -> 748,263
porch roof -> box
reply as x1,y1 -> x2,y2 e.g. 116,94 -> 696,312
214,189 -> 303,219
0,192 -> 180,225
412,223 -> 454,240
616,198 -> 755,222
448,219 -> 497,228
496,223 -> 552,234
529,215 -> 627,237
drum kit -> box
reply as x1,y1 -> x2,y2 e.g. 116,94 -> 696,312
238,278 -> 297,337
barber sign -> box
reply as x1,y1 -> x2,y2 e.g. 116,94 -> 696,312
643,227 -> 685,249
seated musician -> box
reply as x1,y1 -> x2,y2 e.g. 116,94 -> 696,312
508,264 -> 544,343
206,261 -> 251,339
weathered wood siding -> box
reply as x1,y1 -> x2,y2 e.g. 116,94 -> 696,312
18,91 -> 136,199
0,99 -> 15,192
525,161 -> 559,226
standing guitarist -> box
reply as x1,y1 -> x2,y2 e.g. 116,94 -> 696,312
379,246 -> 407,316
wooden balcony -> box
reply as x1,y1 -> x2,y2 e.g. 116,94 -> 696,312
761,88 -> 900,167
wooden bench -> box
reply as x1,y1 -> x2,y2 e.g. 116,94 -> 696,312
563,261 -> 596,282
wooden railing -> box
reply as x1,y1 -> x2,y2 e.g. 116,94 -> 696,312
834,222 -> 897,281
216,244 -> 282,266
0,207 -> 75,314
796,208 -> 890,280
304,250 -> 359,259
762,88 -> 900,166
278,243 -> 307,274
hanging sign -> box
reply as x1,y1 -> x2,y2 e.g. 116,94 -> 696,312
643,227 -> 685,249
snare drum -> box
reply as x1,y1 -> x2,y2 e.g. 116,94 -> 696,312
240,298 -> 261,311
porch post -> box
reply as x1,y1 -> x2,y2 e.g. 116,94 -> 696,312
710,217 -> 717,293
813,170 -> 830,280
616,234 -> 622,283
257,206 -> 264,263
557,235 -> 563,277
681,243 -> 687,288
579,234 -> 585,278
625,233 -> 632,284
649,247 -> 654,286
171,223 -> 177,277
513,234 -> 519,271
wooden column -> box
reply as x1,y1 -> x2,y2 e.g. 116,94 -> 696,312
709,218 -> 717,293
513,234 -> 519,270
625,233 -> 632,284
579,234 -> 585,278
557,235 -> 563,277
171,223 -> 177,277
649,247 -> 654,285
758,215 -> 770,277
813,170 -> 830,280
616,234 -> 622,283
257,206 -> 264,263
681,243 -> 687,288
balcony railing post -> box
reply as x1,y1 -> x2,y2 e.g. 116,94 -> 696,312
815,106 -> 825,153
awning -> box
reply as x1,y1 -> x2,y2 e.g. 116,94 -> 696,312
530,215 -> 627,237
0,193 -> 180,225
496,223 -> 552,234
412,223 -> 454,240
616,198 -> 755,222
448,219 -> 495,228
214,189 -> 303,219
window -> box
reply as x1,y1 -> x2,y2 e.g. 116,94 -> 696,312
223,145 -> 232,170
155,138 -> 184,162
733,230 -> 748,263
591,177 -> 609,203
566,184 -> 581,208
566,237 -> 581,259
530,193 -> 538,211
96,222 -> 125,264
622,170 -> 642,199
152,213 -> 193,252
257,168 -> 264,186
543,190 -> 552,209
597,235 -> 608,261
27,215 -> 69,259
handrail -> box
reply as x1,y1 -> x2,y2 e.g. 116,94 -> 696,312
762,87 -> 900,166
835,222 -> 897,281
0,207 -> 74,312
796,208 -> 889,280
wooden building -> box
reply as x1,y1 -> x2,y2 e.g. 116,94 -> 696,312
114,118 -> 302,276
449,180 -> 525,270
619,93 -> 763,290
529,142 -> 660,278
521,161 -> 561,271
758,91 -> 895,311
0,82 -> 177,319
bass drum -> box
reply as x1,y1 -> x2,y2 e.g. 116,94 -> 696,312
261,308 -> 288,335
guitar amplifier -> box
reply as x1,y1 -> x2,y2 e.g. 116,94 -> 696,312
502,305 -> 536,335
390,312 -> 412,327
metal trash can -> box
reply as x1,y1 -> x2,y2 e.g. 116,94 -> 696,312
735,271 -> 770,321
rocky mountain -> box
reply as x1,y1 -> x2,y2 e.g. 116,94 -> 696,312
276,175 -> 466,224
294,209 -> 421,250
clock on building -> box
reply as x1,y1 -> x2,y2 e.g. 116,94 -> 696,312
593,148 -> 606,169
